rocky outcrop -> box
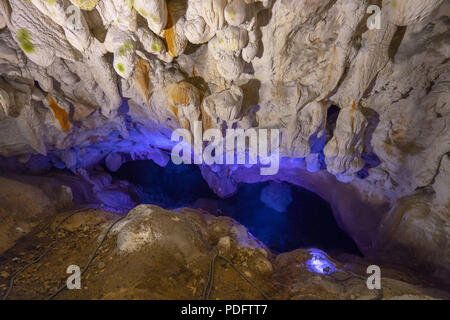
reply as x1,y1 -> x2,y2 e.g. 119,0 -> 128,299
0,0 -> 448,283
1,204 -> 448,300
0,176 -> 72,254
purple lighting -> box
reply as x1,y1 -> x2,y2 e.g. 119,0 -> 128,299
305,249 -> 337,274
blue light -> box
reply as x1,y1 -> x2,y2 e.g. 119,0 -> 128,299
305,249 -> 337,274
112,161 -> 362,255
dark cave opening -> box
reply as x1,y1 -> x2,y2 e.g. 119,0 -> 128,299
111,160 -> 362,256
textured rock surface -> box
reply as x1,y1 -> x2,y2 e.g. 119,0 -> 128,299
0,176 -> 73,254
0,0 -> 448,282
1,205 -> 448,299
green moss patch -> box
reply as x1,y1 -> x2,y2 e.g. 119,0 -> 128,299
150,42 -> 161,52
116,63 -> 125,73
117,40 -> 133,56
137,8 -> 147,16
149,14 -> 160,23
17,28 -> 35,54
71,0 -> 99,11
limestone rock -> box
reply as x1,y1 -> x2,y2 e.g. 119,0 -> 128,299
166,81 -> 202,129
69,0 -> 99,11
383,0 -> 444,26
286,101 -> 327,158
162,0 -> 188,58
0,0 -> 448,287
1,202 -> 449,299
105,152 -> 123,172
135,0 -> 168,35
0,176 -> 75,254
324,105 -> 368,182
202,85 -> 243,128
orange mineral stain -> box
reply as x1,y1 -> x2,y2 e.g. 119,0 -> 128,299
184,119 -> 190,130
163,4 -> 177,57
134,58 -> 152,104
167,82 -> 192,106
170,105 -> 179,118
47,95 -> 70,133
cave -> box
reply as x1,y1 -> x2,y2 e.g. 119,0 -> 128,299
0,0 -> 449,304
112,160 -> 362,255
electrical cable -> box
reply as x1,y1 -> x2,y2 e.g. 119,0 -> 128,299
201,247 -> 270,300
326,271 -> 383,300
1,206 -> 96,300
47,214 -> 126,300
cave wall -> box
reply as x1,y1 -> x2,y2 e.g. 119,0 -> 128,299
0,0 -> 448,278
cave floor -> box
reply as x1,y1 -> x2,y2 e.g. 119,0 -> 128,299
1,207 -> 448,300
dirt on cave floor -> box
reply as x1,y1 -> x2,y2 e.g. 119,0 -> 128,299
0,207 -> 449,300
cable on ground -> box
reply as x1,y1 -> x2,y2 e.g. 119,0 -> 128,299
201,247 -> 270,300
2,206 -> 96,300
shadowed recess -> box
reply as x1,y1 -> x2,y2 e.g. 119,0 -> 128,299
112,160 -> 362,255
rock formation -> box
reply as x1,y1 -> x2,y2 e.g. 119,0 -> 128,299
1,205 -> 449,300
0,0 -> 449,296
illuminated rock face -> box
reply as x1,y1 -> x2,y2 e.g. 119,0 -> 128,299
0,0 -> 448,281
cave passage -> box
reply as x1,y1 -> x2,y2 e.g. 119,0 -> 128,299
112,160 -> 362,256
